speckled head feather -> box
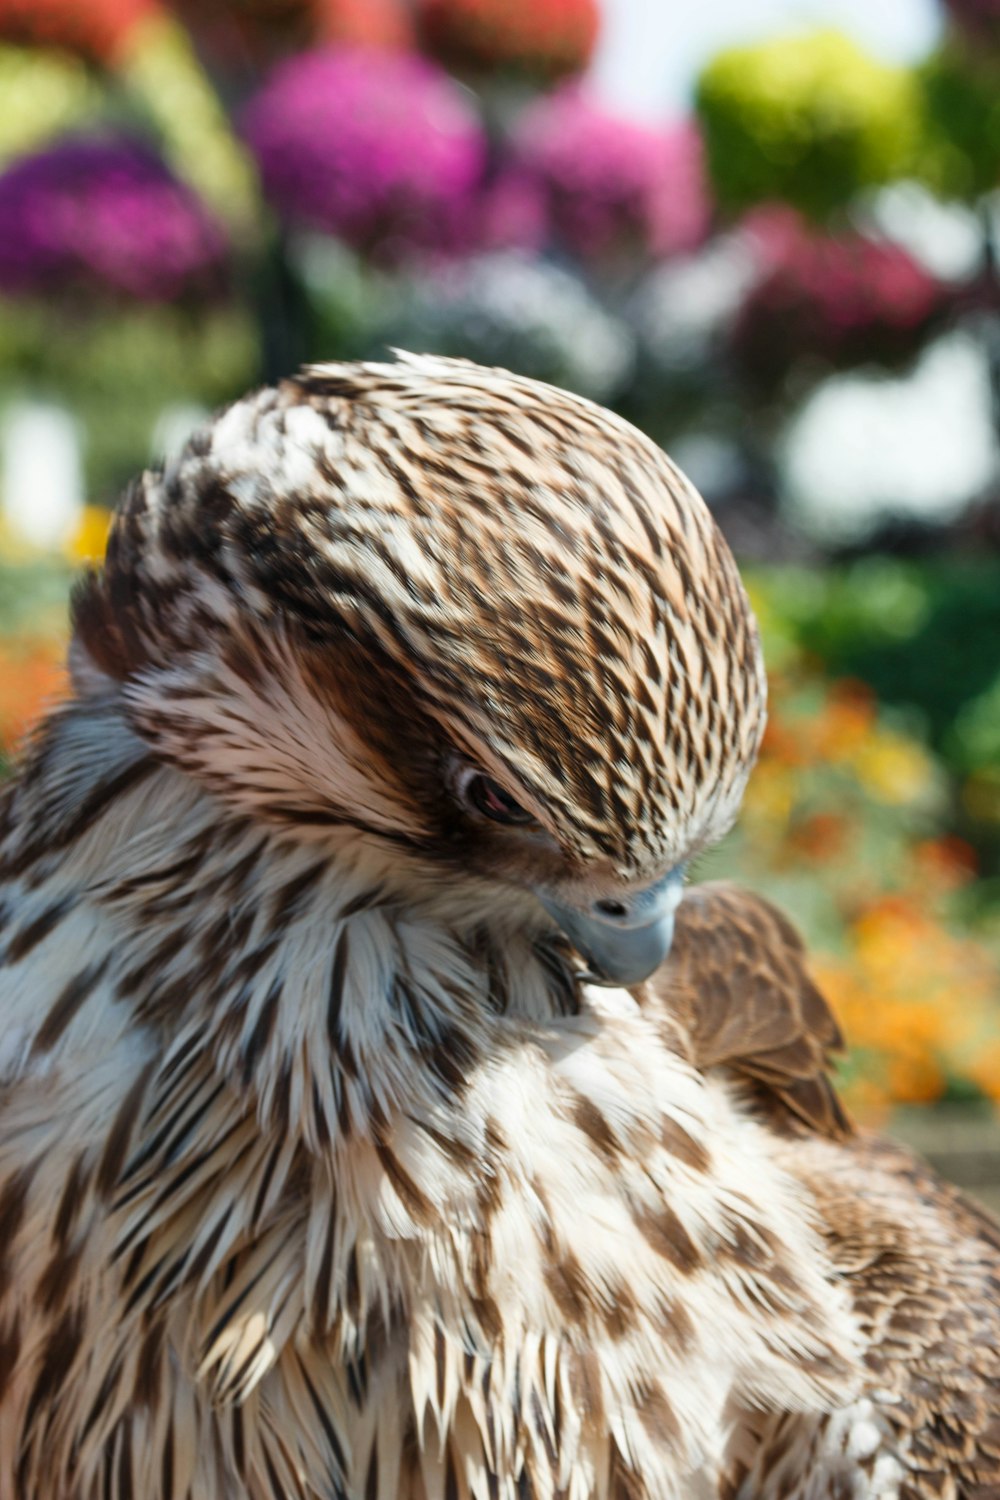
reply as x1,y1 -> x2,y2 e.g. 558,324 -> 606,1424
74,354 -> 766,888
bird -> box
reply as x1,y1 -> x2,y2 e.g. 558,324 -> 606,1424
0,352 -> 997,1500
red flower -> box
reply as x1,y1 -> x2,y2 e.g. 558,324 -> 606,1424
0,0 -> 157,64
316,0 -> 412,50
417,0 -> 599,82
165,0 -> 411,71
730,208 -> 948,393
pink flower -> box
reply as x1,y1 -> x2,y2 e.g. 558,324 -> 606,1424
243,46 -> 487,261
514,87 -> 710,267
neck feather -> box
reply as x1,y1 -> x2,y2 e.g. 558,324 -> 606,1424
0,698 -> 579,1150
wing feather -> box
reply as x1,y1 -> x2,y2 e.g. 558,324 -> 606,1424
646,881 -> 851,1140
739,1131 -> 1000,1496
663,886 -> 1000,1492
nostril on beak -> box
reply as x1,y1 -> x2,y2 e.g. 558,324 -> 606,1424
593,899 -> 628,919
535,872 -> 683,986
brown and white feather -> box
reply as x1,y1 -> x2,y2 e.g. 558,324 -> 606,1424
0,356 -> 996,1500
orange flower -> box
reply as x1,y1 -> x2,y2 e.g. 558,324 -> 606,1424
759,715 -> 810,768
813,679 -> 876,761
0,642 -> 67,752
884,1049 -> 944,1106
788,811 -> 850,861
912,836 -> 978,893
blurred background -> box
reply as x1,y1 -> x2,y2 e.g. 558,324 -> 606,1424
0,0 -> 999,1191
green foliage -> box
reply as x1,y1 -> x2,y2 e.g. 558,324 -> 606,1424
0,297 -> 258,502
757,557 -> 1000,752
0,556 -> 71,637
0,45 -> 99,167
120,16 -> 263,235
695,30 -> 919,221
752,558 -> 1000,873
913,45 -> 1000,201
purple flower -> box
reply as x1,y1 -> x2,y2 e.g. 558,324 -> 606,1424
514,86 -> 711,267
243,46 -> 487,261
0,137 -> 229,303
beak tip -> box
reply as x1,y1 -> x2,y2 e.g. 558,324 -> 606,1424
537,892 -> 678,988
578,913 -> 676,988
535,870 -> 684,988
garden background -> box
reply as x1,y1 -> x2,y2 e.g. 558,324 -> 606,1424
0,0 -> 999,1191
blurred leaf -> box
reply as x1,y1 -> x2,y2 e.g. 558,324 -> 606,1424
914,44 -> 1000,201
0,556 -> 72,636
696,30 -> 920,221
119,14 -> 262,235
0,297 -> 258,499
0,45 -> 101,167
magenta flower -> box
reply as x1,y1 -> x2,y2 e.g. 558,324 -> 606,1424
243,46 -> 487,261
0,136 -> 229,303
730,209 -> 949,392
514,87 -> 711,267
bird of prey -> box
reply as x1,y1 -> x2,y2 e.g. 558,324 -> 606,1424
0,355 -> 997,1500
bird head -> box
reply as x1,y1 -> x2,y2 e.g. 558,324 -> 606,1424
71,355 -> 766,984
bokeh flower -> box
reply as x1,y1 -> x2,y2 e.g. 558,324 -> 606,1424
470,169 -> 549,255
815,894 -> 997,1111
243,47 -> 487,261
912,835 -> 979,893
316,0 -> 412,50
416,0 -> 599,83
730,210 -> 949,394
165,0 -> 412,70
0,640 -> 66,754
0,0 -> 157,65
0,136 -> 230,302
66,505 -> 112,565
851,731 -> 938,806
695,30 -> 919,221
514,87 -> 710,268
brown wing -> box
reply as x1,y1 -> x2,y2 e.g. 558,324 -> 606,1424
752,1130 -> 1000,1496
646,881 -> 851,1140
650,882 -> 1000,1488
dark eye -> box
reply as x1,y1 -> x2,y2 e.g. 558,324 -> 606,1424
462,773 -> 535,826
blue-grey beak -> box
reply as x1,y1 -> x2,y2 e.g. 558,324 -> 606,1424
535,868 -> 685,987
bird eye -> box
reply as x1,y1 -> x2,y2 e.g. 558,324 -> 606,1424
460,772 -> 535,826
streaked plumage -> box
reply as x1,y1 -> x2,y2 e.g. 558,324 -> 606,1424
0,354 -> 997,1499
